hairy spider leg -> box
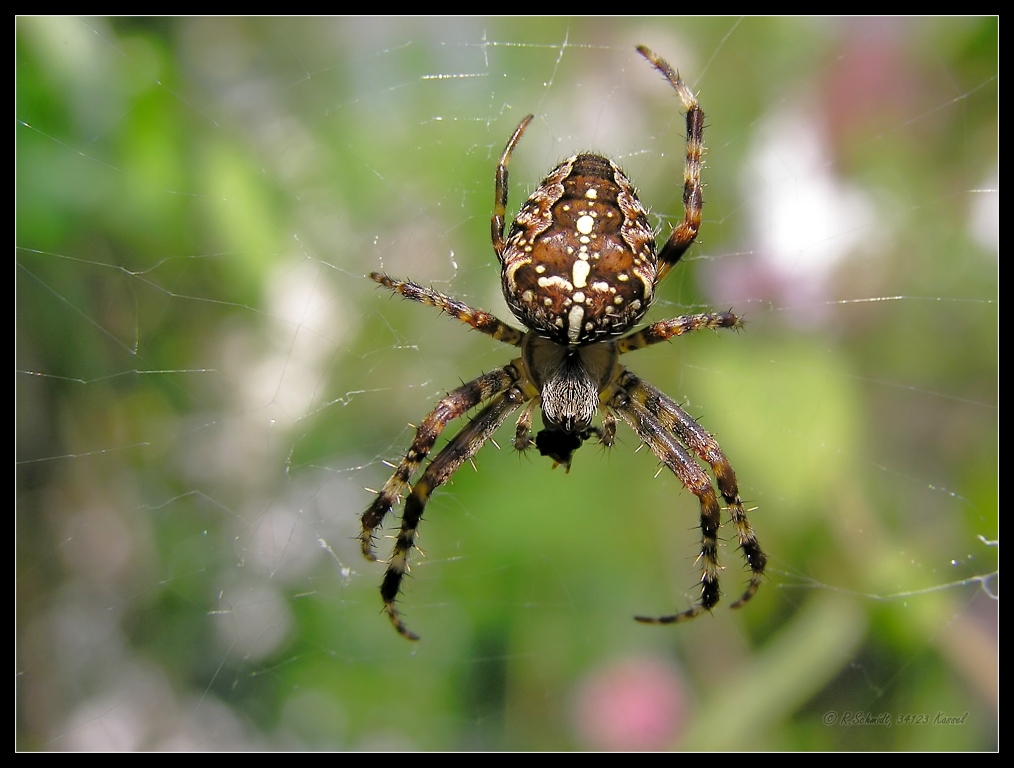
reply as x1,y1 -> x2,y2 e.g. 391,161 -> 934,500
380,384 -> 531,640
610,369 -> 766,621
615,311 -> 742,354
360,364 -> 521,560
607,379 -> 722,622
371,273 -> 525,347
623,373 -> 766,607
635,45 -> 704,282
492,114 -> 535,256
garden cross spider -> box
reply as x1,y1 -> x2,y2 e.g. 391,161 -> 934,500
362,45 -> 766,640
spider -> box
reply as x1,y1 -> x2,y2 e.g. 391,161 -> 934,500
361,45 -> 766,640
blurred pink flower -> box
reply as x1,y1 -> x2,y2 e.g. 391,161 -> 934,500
571,657 -> 688,751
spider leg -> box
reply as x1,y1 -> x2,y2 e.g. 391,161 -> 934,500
360,363 -> 523,560
492,114 -> 535,256
381,384 -> 530,640
631,374 -> 765,593
636,46 -> 704,281
599,410 -> 617,449
617,369 -> 766,614
371,273 -> 524,347
513,401 -> 538,452
615,311 -> 742,355
609,381 -> 722,623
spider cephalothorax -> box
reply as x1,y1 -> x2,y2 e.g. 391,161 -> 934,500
361,45 -> 766,640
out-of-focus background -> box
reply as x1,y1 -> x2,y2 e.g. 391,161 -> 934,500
17,17 -> 996,751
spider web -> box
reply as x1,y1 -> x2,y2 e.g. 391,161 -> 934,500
16,17 -> 997,751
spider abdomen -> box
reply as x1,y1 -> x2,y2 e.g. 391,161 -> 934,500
500,153 -> 658,347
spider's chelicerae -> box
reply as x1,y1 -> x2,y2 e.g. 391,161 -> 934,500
362,45 -> 766,640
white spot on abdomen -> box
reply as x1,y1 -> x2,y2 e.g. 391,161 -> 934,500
537,275 -> 574,292
572,259 -> 590,288
567,305 -> 584,343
